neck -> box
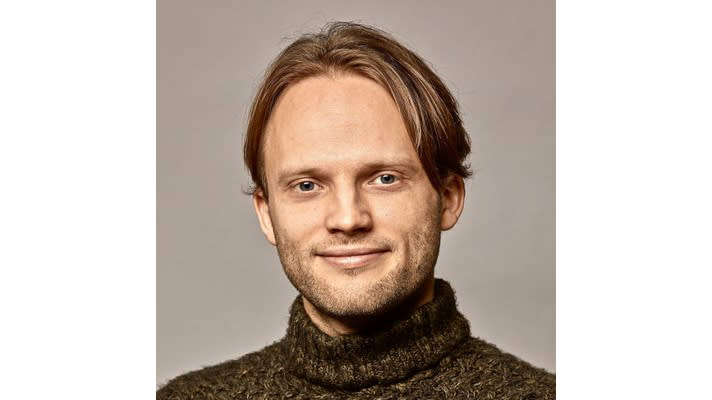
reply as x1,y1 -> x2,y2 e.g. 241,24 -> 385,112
302,276 -> 436,336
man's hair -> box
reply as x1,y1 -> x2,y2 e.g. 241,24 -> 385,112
244,21 -> 471,198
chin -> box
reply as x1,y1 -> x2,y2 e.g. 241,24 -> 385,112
301,267 -> 428,319
309,290 -> 399,319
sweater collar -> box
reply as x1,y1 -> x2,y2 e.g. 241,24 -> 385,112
281,279 -> 471,390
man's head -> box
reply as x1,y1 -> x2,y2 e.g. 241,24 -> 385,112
244,22 -> 471,326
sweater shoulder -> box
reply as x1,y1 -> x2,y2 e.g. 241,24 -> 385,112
156,341 -> 284,400
446,336 -> 556,399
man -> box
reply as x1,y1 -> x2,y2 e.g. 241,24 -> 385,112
158,22 -> 554,399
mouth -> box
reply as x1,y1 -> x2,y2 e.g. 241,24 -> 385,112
315,248 -> 390,269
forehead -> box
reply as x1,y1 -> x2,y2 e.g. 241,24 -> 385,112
262,74 -> 419,174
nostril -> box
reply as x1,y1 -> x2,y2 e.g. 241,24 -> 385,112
325,211 -> 373,234
327,224 -> 372,235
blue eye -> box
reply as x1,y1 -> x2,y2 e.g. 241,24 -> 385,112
377,174 -> 397,184
297,181 -> 316,191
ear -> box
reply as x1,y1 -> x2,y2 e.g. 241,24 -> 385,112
253,189 -> 277,245
439,174 -> 466,231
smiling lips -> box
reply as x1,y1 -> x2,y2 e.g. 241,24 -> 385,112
316,247 -> 390,269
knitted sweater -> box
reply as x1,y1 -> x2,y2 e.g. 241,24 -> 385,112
157,279 -> 555,399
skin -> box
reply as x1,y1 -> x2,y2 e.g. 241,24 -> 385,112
253,73 -> 465,336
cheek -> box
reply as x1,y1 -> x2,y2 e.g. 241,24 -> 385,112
372,188 -> 440,234
271,200 -> 324,241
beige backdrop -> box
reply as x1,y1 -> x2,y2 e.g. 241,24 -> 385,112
157,0 -> 555,385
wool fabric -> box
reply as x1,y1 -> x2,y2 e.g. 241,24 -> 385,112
158,279 -> 555,399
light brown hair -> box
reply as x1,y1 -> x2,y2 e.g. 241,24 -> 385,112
244,21 -> 471,198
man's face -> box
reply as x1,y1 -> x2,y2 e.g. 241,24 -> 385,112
254,74 -> 461,318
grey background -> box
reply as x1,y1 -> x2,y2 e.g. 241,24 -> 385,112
157,0 -> 555,385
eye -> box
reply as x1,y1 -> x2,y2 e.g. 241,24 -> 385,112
296,181 -> 317,192
374,174 -> 398,185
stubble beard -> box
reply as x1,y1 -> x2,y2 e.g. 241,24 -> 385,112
273,210 -> 442,320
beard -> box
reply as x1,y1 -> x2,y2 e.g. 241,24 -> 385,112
272,208 -> 442,320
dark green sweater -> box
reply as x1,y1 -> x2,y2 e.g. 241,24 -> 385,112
158,279 -> 555,399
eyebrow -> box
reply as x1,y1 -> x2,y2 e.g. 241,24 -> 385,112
275,160 -> 420,185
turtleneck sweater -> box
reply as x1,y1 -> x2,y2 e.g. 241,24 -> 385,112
157,279 -> 555,399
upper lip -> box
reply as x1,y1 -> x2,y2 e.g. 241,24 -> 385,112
316,247 -> 389,257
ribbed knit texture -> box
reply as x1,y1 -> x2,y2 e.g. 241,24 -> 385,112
158,279 -> 555,399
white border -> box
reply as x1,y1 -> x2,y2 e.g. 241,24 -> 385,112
0,1 -> 155,399
558,1 -> 712,398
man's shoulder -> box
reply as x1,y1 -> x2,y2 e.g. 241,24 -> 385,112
156,341 -> 284,400
447,336 -> 555,399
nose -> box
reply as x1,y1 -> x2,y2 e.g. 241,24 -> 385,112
325,184 -> 373,235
